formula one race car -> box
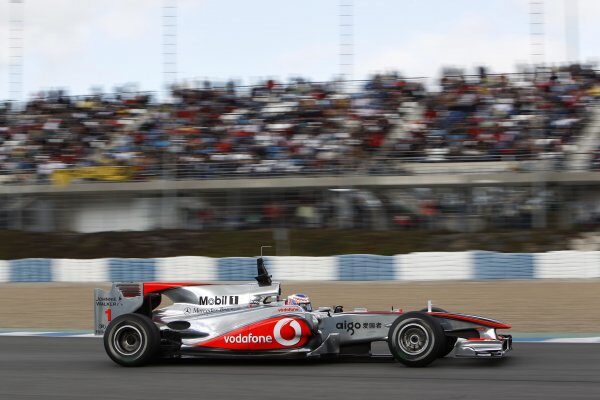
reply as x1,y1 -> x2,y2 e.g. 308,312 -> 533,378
94,257 -> 512,368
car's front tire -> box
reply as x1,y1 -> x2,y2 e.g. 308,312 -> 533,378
419,306 -> 456,357
439,336 -> 457,357
387,312 -> 444,367
103,313 -> 160,367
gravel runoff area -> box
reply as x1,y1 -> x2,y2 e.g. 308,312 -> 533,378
0,281 -> 599,332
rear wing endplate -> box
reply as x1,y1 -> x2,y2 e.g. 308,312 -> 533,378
94,283 -> 145,335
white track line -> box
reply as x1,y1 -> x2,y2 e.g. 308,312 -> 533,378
0,332 -> 98,338
544,337 -> 600,343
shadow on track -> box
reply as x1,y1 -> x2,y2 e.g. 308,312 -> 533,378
150,354 -> 511,368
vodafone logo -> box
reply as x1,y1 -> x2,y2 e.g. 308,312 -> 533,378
224,333 -> 272,344
202,317 -> 308,350
273,318 -> 302,346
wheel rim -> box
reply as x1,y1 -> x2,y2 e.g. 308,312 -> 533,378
113,325 -> 144,356
398,322 -> 430,355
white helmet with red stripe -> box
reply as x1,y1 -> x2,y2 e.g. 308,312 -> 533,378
285,293 -> 312,311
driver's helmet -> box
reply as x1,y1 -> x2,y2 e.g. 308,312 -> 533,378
285,293 -> 312,311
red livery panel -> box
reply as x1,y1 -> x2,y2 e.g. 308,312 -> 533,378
199,317 -> 312,350
429,312 -> 511,329
143,282 -> 210,296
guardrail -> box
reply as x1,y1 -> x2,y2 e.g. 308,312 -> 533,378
1,251 -> 598,282
1,152 -> 598,186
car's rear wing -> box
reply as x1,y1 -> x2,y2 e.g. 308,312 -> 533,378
94,283 -> 145,335
95,266 -> 280,335
93,281 -> 232,335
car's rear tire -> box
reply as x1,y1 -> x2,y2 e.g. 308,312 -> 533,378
104,313 -> 160,367
387,312 -> 444,367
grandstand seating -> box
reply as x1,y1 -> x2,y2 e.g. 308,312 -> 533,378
1,64 -> 599,184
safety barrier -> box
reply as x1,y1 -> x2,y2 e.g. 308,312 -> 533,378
0,251 -> 598,282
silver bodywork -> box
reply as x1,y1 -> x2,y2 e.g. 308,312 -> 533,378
95,280 -> 511,359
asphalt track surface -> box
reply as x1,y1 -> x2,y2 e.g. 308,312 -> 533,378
0,337 -> 599,400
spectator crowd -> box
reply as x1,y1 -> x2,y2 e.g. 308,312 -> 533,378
1,64 -> 599,184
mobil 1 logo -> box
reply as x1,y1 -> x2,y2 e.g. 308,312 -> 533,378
198,295 -> 239,307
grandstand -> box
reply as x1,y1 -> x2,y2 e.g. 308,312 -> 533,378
1,65 -> 599,184
0,65 -> 599,237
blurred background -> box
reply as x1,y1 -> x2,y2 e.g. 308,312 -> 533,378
0,0 -> 599,333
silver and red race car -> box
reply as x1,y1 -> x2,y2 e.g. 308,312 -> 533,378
94,257 -> 512,368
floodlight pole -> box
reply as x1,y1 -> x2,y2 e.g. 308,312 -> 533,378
9,0 -> 24,105
162,0 -> 178,100
564,0 -> 580,63
529,1 -> 545,66
339,0 -> 354,91
7,1 -> 25,230
160,0 -> 178,228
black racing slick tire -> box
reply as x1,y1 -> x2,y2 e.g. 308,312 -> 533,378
387,312 -> 445,368
419,306 -> 448,313
419,307 -> 456,357
103,313 -> 161,367
439,336 -> 457,358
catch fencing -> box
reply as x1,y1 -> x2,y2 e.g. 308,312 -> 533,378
1,153 -> 597,187
0,251 -> 598,282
